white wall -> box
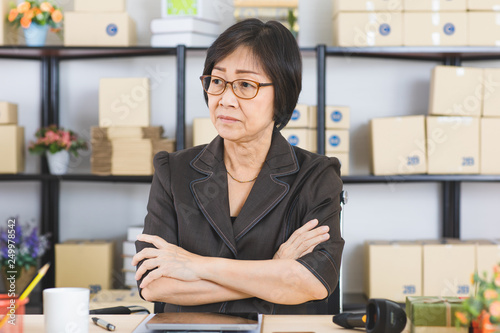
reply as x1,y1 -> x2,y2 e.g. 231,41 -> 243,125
0,1 -> 499,293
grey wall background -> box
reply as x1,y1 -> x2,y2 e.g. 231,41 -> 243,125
0,0 -> 499,293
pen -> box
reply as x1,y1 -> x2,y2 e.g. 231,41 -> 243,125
92,317 -> 116,331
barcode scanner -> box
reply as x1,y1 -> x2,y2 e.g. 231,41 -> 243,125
332,298 -> 407,333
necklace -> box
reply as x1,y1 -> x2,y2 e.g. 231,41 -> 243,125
226,170 -> 258,183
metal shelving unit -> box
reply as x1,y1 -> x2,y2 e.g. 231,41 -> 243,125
2,45 -> 500,297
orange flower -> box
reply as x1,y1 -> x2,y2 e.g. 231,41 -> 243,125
455,311 -> 469,325
17,2 -> 30,14
33,8 -> 42,16
51,9 -> 62,23
40,2 -> 54,13
7,8 -> 18,22
490,301 -> 500,317
24,9 -> 35,20
494,265 -> 500,274
496,275 -> 500,287
485,289 -> 499,300
20,15 -> 31,29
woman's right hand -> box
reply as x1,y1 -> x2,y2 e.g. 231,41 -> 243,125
273,219 -> 330,260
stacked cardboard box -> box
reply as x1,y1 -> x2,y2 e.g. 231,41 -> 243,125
151,0 -> 234,47
325,106 -> 350,176
468,0 -> 500,46
91,78 -> 175,176
192,117 -> 218,146
64,0 -> 136,46
0,102 -> 24,174
403,0 -> 467,46
332,0 -> 403,47
281,104 -> 318,153
122,225 -> 142,289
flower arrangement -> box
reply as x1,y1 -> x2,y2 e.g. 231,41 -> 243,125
6,1 -> 63,31
455,264 -> 500,330
28,125 -> 88,157
0,216 -> 50,272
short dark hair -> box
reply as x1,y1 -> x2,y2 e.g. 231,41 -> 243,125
202,18 -> 302,131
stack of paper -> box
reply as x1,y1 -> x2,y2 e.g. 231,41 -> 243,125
90,127 -> 112,175
111,139 -> 154,176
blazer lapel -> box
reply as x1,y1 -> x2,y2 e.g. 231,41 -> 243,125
233,132 -> 299,240
190,136 -> 237,257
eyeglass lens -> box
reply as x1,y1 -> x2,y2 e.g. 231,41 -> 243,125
202,76 -> 259,99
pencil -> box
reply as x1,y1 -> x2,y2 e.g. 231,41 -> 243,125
0,263 -> 50,329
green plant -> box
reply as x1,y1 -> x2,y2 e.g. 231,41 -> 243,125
28,124 -> 88,157
455,264 -> 500,327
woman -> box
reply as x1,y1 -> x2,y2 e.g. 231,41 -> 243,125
133,18 -> 344,314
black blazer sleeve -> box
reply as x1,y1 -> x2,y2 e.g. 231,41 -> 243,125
135,151 -> 179,296
295,156 -> 344,298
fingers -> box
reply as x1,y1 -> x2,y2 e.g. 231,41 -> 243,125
299,232 -> 330,257
286,219 -> 319,246
137,234 -> 169,249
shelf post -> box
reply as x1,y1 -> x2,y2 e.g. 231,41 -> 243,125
317,44 -> 326,155
442,181 -> 461,238
176,45 -> 186,151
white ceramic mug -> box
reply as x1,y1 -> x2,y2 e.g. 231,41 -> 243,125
43,288 -> 90,333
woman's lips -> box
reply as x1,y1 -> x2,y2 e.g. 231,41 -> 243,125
218,115 -> 239,123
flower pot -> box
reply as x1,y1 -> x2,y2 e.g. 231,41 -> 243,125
472,311 -> 500,333
23,23 -> 49,47
46,150 -> 70,175
1,266 -> 37,296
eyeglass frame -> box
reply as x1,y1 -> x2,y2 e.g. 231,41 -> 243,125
199,75 -> 273,100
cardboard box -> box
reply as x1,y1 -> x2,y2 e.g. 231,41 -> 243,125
325,129 -> 349,153
161,0 -> 233,22
406,296 -> 468,332
467,0 -> 500,10
483,68 -> 500,117
64,12 -> 136,47
287,104 -> 317,128
426,116 -> 479,174
404,0 -> 466,11
0,102 -> 17,124
325,106 -> 350,129
74,0 -> 125,12
404,13 -> 467,46
429,66 -> 483,117
333,0 -> 403,13
0,125 -> 24,174
468,12 -> 500,46
55,241 -> 113,290
481,118 -> 500,174
1,0 -> 17,45
281,128 -> 317,152
99,78 -> 150,128
370,116 -> 427,175
333,12 -> 403,47
326,152 -> 350,176
365,241 -> 422,303
422,241 -> 475,297
476,241 -> 500,279
193,117 -> 218,146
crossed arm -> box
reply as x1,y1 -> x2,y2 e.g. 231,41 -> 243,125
132,219 -> 330,306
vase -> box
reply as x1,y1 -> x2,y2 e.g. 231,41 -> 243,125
1,266 -> 37,295
472,311 -> 500,333
23,23 -> 49,47
46,150 -> 70,175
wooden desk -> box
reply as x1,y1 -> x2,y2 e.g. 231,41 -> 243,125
21,314 -> 349,332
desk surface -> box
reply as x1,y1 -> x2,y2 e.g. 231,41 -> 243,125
21,314 -> 349,333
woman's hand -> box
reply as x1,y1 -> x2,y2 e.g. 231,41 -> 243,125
273,219 -> 330,260
132,234 -> 202,288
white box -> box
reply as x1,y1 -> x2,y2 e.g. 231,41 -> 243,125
0,102 -> 17,124
333,12 -> 403,47
64,12 -> 136,47
99,78 -> 150,128
281,128 -> 317,152
74,0 -> 125,12
151,17 -> 221,35
325,106 -> 350,129
151,32 -> 217,47
325,129 -> 349,153
403,12 -> 467,46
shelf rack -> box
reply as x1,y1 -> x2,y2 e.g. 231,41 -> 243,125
2,45 -> 500,291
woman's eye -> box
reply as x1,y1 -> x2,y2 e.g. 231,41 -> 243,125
212,79 -> 223,85
240,81 -> 255,89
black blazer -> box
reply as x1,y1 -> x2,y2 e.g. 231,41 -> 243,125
136,131 -> 344,314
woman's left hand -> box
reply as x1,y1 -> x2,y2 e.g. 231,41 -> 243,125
132,234 -> 202,288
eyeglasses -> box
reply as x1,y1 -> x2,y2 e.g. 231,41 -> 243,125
200,75 -> 273,100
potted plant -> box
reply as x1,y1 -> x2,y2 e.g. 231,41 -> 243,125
28,124 -> 88,175
455,264 -> 500,333
6,0 -> 63,47
0,216 -> 50,295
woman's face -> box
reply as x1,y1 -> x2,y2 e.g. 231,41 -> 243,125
208,46 -> 275,144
